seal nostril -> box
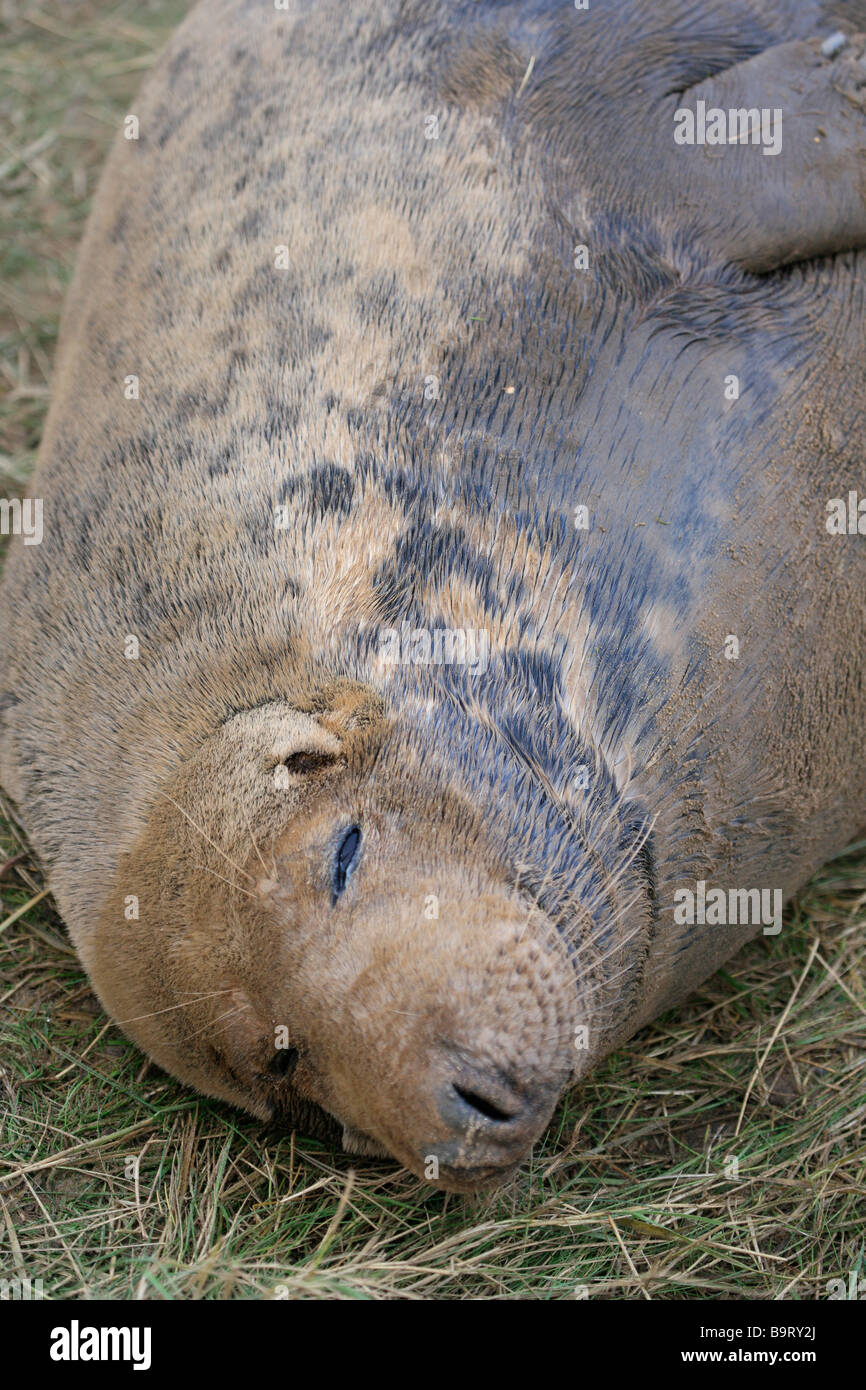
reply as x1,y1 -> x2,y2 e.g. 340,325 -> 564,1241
453,1084 -> 516,1124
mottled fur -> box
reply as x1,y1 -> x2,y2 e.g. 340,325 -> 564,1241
2,0 -> 866,1189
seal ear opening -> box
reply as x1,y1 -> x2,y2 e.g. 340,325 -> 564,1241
268,709 -> 347,776
280,748 -> 343,776
269,682 -> 385,776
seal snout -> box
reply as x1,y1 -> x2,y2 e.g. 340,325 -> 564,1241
313,902 -> 578,1191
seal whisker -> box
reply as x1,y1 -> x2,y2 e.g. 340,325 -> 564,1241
192,863 -> 259,899
159,792 -> 256,883
241,808 -> 270,879
190,1002 -> 252,1040
585,814 -> 658,903
119,990 -> 236,1026
566,904 -> 648,971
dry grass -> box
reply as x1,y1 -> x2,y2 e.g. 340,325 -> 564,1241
1,0 -> 864,1301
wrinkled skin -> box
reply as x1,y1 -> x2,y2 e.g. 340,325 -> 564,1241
2,0 -> 866,1191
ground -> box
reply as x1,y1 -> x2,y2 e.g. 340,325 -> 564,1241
0,0 -> 864,1300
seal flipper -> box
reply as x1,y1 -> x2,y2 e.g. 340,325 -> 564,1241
676,34 -> 866,272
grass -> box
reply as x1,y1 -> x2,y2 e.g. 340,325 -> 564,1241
1,0 -> 865,1301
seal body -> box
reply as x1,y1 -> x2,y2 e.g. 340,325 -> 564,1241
2,0 -> 866,1190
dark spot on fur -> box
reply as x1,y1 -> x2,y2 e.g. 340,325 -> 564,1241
438,30 -> 527,109
262,398 -> 300,446
155,108 -> 180,149
278,463 -> 355,521
109,210 -> 128,245
168,45 -> 190,87
207,444 -> 234,479
237,209 -> 263,240
274,319 -> 331,368
371,517 -> 515,622
236,265 -> 279,314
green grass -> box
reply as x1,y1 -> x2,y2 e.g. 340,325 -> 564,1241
1,0 -> 865,1301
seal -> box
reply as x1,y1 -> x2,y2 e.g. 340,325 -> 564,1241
2,0 -> 866,1192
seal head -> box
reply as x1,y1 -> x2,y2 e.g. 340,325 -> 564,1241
87,689 -> 599,1192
